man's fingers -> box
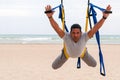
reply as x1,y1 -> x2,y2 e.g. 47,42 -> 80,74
45,5 -> 52,11
107,5 -> 111,11
103,5 -> 112,14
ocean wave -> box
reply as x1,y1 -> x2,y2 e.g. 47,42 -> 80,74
0,34 -> 119,44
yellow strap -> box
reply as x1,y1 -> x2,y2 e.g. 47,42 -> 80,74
85,7 -> 89,32
80,48 -> 87,58
79,7 -> 89,58
63,44 -> 69,59
61,6 -> 69,59
62,7 -> 65,31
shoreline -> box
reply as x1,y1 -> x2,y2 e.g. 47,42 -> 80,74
0,44 -> 119,80
0,42 -> 120,45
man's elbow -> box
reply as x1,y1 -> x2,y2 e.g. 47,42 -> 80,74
88,31 -> 94,39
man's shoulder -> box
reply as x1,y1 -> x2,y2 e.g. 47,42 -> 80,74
81,32 -> 90,41
82,32 -> 87,36
65,32 -> 70,37
62,32 -> 71,40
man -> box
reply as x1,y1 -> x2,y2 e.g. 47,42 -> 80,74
45,5 -> 111,69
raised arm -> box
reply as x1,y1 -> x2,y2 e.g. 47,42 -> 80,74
45,5 -> 65,38
88,5 -> 112,38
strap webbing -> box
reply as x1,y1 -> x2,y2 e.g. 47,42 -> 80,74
77,57 -> 81,68
51,4 -> 62,11
59,4 -> 70,60
89,3 -> 106,76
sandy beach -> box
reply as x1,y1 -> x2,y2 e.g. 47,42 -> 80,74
0,44 -> 119,80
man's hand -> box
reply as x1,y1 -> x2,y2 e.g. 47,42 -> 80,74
103,5 -> 112,19
45,5 -> 54,18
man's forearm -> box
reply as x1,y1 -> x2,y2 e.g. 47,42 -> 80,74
49,17 -> 60,32
88,17 -> 106,38
48,17 -> 65,38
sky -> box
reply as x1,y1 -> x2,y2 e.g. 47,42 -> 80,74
0,0 -> 120,35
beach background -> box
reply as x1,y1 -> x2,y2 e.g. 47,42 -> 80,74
0,35 -> 120,80
0,0 -> 120,80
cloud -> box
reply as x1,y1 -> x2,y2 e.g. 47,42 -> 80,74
0,0 -> 120,35
0,0 -> 41,16
0,9 -> 33,16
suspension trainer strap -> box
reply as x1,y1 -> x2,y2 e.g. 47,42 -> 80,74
89,3 -> 112,13
77,57 -> 81,68
44,4 -> 62,13
89,4 -> 106,76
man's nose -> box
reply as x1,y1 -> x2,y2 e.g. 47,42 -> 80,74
74,33 -> 78,37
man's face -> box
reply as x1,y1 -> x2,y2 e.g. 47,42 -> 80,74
70,28 -> 82,43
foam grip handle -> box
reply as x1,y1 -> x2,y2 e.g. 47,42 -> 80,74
44,10 -> 53,13
104,10 -> 112,14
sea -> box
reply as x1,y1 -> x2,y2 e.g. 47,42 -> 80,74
0,34 -> 120,44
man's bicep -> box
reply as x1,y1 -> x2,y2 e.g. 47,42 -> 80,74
56,28 -> 65,38
87,29 -> 94,39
